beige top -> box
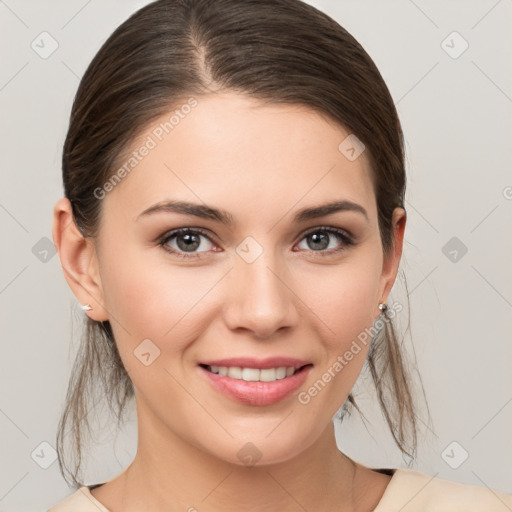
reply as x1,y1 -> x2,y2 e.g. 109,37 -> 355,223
48,468 -> 512,512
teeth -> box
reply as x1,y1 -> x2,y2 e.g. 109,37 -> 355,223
207,365 -> 298,382
260,368 -> 276,382
242,368 -> 260,381
275,367 -> 286,379
228,367 -> 242,379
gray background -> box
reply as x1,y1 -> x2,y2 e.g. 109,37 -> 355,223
1,0 -> 511,510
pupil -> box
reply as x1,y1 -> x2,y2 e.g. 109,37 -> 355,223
178,233 -> 200,252
309,232 -> 328,250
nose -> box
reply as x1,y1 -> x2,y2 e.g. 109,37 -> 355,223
223,249 -> 299,339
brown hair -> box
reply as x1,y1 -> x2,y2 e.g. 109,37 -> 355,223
57,0 -> 425,488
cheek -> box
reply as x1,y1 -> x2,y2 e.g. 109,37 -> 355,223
100,249 -> 220,355
293,256 -> 381,407
297,256 -> 380,345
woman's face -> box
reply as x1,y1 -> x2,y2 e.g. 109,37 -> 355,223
79,92 -> 404,465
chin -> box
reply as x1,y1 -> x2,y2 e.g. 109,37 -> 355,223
201,425 -> 320,468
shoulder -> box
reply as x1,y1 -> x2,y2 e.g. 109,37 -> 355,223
374,469 -> 512,512
47,486 -> 110,512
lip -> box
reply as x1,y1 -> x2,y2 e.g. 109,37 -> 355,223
198,357 -> 313,406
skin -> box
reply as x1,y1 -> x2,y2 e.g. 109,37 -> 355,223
53,92 -> 406,512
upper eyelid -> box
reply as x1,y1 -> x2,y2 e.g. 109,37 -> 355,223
160,227 -> 216,244
300,225 -> 353,239
159,225 -> 353,251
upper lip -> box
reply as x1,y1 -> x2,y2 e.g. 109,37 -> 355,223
199,357 -> 312,369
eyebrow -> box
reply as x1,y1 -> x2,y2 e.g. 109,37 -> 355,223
137,199 -> 368,224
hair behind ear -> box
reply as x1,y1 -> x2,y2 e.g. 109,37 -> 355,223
56,318 -> 133,488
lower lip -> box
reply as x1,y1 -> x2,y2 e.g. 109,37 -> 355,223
199,365 -> 312,406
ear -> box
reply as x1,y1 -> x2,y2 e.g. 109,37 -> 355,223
375,207 -> 406,317
52,197 -> 109,321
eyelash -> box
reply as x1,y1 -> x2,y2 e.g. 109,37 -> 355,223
158,226 -> 355,259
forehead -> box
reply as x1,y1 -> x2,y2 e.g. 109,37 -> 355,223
101,92 -> 376,225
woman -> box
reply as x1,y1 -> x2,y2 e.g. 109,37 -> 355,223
49,0 -> 512,510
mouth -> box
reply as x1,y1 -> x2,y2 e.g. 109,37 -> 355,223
198,359 -> 313,406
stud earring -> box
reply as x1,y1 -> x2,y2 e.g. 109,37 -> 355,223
378,302 -> 387,312
81,304 -> 93,311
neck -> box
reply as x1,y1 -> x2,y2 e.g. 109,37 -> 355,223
118,401 -> 359,512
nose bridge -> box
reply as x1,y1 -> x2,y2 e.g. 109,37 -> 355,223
224,243 -> 297,337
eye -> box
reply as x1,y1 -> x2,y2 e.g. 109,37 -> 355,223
295,226 -> 354,255
159,228 -> 217,258
158,226 -> 355,259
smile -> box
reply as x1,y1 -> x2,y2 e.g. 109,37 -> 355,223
198,360 -> 313,406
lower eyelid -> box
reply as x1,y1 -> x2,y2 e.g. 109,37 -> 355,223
160,227 -> 354,257
160,229 -> 216,255
295,231 -> 353,253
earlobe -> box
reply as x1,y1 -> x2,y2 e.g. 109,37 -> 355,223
52,197 -> 109,321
